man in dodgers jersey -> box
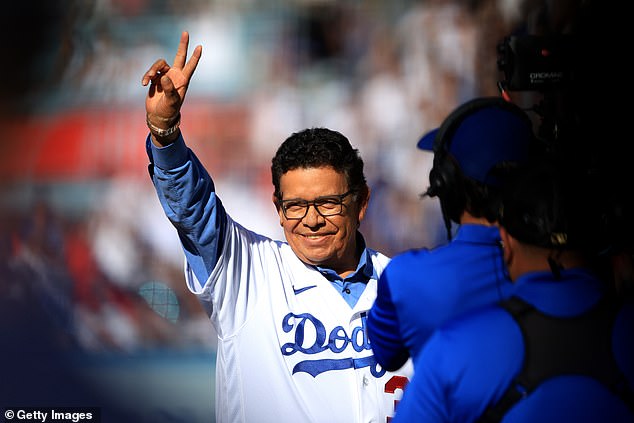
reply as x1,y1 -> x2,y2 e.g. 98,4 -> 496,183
141,32 -> 412,423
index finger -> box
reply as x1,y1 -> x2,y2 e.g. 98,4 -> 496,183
141,59 -> 170,86
173,31 -> 190,69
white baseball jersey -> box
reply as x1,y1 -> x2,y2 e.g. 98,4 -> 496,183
185,215 -> 413,423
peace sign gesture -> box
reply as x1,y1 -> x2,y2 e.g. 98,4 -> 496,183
142,31 -> 202,144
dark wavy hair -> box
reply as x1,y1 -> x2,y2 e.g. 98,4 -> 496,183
271,128 -> 367,200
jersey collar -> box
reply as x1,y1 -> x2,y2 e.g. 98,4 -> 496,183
454,224 -> 502,245
315,232 -> 375,283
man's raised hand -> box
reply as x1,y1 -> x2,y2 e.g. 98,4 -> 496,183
142,31 -> 202,143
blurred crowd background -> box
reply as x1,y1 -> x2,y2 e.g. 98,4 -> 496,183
0,0 -> 627,421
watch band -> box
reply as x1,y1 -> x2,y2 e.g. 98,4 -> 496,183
147,113 -> 181,138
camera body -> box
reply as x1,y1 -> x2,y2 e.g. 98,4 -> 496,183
497,34 -> 577,92
496,34 -> 579,150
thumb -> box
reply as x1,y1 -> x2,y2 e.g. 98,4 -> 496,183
160,74 -> 178,100
159,74 -> 183,114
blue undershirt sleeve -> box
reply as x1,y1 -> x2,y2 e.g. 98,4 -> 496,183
146,134 -> 226,284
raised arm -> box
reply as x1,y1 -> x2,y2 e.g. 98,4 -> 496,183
142,32 -> 225,286
142,31 -> 202,147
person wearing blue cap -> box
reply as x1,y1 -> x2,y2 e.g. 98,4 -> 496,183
391,161 -> 634,422
367,96 -> 535,373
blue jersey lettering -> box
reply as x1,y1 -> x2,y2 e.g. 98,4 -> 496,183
281,312 -> 385,378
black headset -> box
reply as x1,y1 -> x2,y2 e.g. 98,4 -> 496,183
425,96 -> 532,239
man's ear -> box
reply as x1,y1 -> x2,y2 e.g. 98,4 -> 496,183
272,193 -> 284,226
357,186 -> 371,224
499,226 -> 514,267
499,226 -> 510,246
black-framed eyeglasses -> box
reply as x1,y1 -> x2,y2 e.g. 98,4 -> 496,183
280,190 -> 356,220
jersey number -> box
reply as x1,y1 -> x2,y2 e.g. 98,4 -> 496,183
385,375 -> 409,422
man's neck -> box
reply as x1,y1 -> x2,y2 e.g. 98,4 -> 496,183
460,211 -> 495,226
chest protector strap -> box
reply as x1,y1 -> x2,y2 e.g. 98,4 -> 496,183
477,295 -> 633,423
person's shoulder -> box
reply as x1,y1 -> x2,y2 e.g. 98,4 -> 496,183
383,244 -> 456,274
391,246 -> 434,263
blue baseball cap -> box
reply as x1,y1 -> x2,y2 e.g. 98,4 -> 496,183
417,99 -> 534,185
